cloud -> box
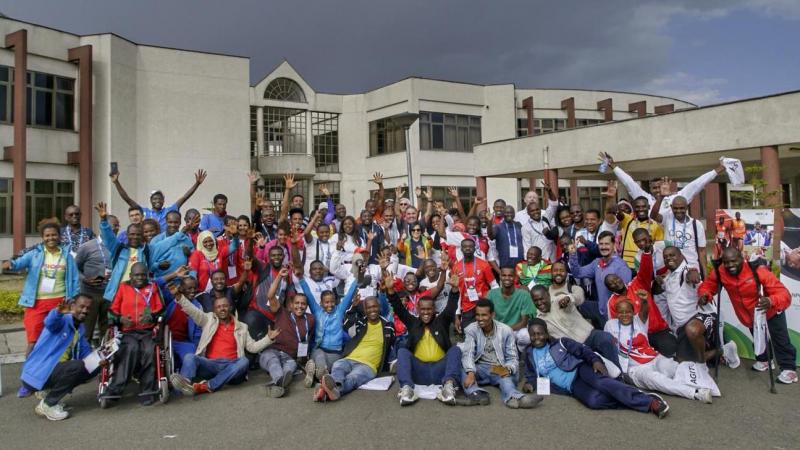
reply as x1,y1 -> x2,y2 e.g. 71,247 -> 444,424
638,71 -> 731,105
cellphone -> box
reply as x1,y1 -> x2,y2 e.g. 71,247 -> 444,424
109,162 -> 119,176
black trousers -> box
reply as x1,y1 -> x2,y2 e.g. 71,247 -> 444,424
109,331 -> 156,396
23,360 -> 96,406
755,312 -> 797,371
648,329 -> 678,357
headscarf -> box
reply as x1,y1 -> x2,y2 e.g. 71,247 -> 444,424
196,230 -> 219,260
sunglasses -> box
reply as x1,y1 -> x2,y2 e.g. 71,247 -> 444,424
412,228 -> 422,232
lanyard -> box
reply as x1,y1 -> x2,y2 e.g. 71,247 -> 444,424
96,238 -> 109,269
671,215 -> 688,249
134,285 -> 154,307
42,250 -> 65,279
504,222 -> 518,247
528,219 -> 545,236
462,258 -> 477,287
316,239 -> 330,266
618,321 -> 634,373
289,313 -> 309,343
204,257 -> 219,273
66,227 -> 87,249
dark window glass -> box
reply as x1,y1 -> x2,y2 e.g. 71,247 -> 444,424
35,90 -> 53,126
55,93 -> 73,129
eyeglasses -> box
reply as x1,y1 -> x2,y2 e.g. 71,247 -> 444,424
412,228 -> 422,232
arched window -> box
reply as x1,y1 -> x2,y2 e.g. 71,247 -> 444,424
263,77 -> 307,103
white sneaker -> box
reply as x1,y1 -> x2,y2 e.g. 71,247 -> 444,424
751,360 -> 775,372
35,399 -> 69,421
303,360 -> 316,388
722,341 -> 740,369
777,370 -> 798,384
398,385 -> 418,406
389,359 -> 398,374
693,388 -> 713,404
437,380 -> 456,405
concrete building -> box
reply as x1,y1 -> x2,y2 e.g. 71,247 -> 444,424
1,15 -> 797,254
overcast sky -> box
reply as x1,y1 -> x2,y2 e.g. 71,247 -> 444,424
2,0 -> 798,104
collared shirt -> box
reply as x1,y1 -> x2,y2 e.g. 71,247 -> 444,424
60,225 -> 96,255
143,203 -> 178,231
494,220 -> 525,267
663,261 -> 714,330
521,205 -> 557,262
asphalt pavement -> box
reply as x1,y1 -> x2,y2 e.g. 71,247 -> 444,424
1,361 -> 798,449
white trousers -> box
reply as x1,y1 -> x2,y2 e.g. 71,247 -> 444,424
629,355 -> 696,400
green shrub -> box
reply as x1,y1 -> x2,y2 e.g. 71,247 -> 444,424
0,290 -> 22,314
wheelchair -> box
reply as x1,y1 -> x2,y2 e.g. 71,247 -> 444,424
97,317 -> 173,408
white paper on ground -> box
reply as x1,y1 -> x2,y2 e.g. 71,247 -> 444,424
413,384 -> 442,400
536,377 -> 551,395
357,376 -> 394,391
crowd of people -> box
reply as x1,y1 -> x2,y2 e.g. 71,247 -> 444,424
4,153 -> 797,422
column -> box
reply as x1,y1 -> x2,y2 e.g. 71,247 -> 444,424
597,98 -> 613,122
521,96 -> 534,135
628,101 -> 647,118
5,30 -> 27,253
703,183 -> 721,237
544,169 -> 559,200
761,145 -> 783,258
569,180 -> 579,205
654,104 -> 674,114
256,106 -> 264,157
476,176 -> 487,213
561,97 -> 576,129
68,45 -> 93,228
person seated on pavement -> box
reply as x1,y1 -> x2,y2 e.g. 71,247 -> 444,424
20,295 -> 101,421
259,267 -> 315,398
156,267 -> 202,369
487,266 -> 537,351
605,295 -> 715,404
316,296 -> 395,402
385,270 -> 462,406
523,319 -> 670,418
530,281 -> 620,369
103,262 -> 164,406
295,264 -> 361,388
459,299 -> 543,409
170,295 -> 281,396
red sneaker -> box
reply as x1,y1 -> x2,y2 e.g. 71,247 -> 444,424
313,386 -> 327,402
193,381 -> 211,395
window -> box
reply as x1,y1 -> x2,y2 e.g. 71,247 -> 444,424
577,119 -> 602,127
0,66 -> 75,130
577,187 -> 604,212
369,118 -> 406,156
379,186 -> 477,215
0,179 -> 75,235
259,177 -> 310,214
312,112 -> 339,173
314,181 -> 340,208
250,106 -> 258,157
263,78 -> 307,103
263,107 -> 306,155
523,186 -> 571,206
419,112 -> 481,152
516,117 -> 531,137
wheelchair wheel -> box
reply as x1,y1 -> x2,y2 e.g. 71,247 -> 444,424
99,396 -> 110,409
159,378 -> 170,405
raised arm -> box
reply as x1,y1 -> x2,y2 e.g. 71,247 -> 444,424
109,172 -> 140,209
371,173 -> 385,216
448,187 -> 467,222
602,152 -> 652,204
267,267 -> 289,313
676,163 -> 725,203
650,184 -> 668,223
174,169 -> 207,209
278,173 -> 297,225
95,202 -> 120,255
635,289 -> 650,322
304,209 -> 322,244
422,186 -> 434,224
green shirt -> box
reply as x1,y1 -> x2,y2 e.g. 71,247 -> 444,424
487,288 -> 536,328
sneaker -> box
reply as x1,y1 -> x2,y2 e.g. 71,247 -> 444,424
280,371 -> 293,389
315,364 -> 328,381
389,359 -> 398,374
777,370 -> 798,384
320,374 -> 340,401
648,393 -> 670,419
192,380 -> 211,395
722,341 -> 741,369
35,400 -> 69,421
17,385 -> 32,398
266,385 -> 285,398
140,396 -> 155,407
170,373 -> 195,396
313,386 -> 327,402
506,397 -> 521,409
304,360 -> 316,388
437,380 -> 456,405
398,385 -> 418,406
518,394 -> 544,409
693,388 -> 713,404
455,391 -> 490,406
751,360 -> 775,372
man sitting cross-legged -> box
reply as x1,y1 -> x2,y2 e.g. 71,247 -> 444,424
170,295 -> 281,396
386,270 -> 462,406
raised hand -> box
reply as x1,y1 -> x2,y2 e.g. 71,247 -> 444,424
283,173 -> 297,190
378,253 -> 390,270
243,258 -> 253,272
174,265 -> 190,279
425,186 -> 433,202
56,300 -> 71,315
279,267 -> 290,279
371,172 -> 384,185
95,202 -> 108,219
336,238 -> 345,252
659,176 -> 672,197
195,169 -> 208,185
448,271 -> 460,290
352,292 -> 362,307
366,230 -> 376,242
602,180 -> 617,198
635,289 -> 649,302
394,185 -> 406,201
318,184 -> 331,197
247,170 -> 260,185
447,187 -> 459,198
414,186 -> 423,198
109,172 -> 119,183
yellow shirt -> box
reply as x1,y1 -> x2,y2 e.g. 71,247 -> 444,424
619,213 -> 664,269
121,248 -> 139,282
37,248 -> 66,300
414,328 -> 445,363
346,321 -> 384,373
59,329 -> 79,362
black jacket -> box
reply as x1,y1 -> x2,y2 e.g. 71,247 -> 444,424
388,290 -> 458,354
342,315 -> 395,372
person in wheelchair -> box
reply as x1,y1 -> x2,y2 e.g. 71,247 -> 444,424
104,262 -> 165,405
156,266 -> 202,370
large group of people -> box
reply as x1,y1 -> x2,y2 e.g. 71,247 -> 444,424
4,154 -> 797,422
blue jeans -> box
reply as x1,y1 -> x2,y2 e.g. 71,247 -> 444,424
180,354 -> 248,392
571,363 -> 652,412
330,358 -> 375,395
259,349 -> 298,385
396,346 -> 462,388
462,362 -> 523,404
172,340 -> 197,371
584,329 -> 621,370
